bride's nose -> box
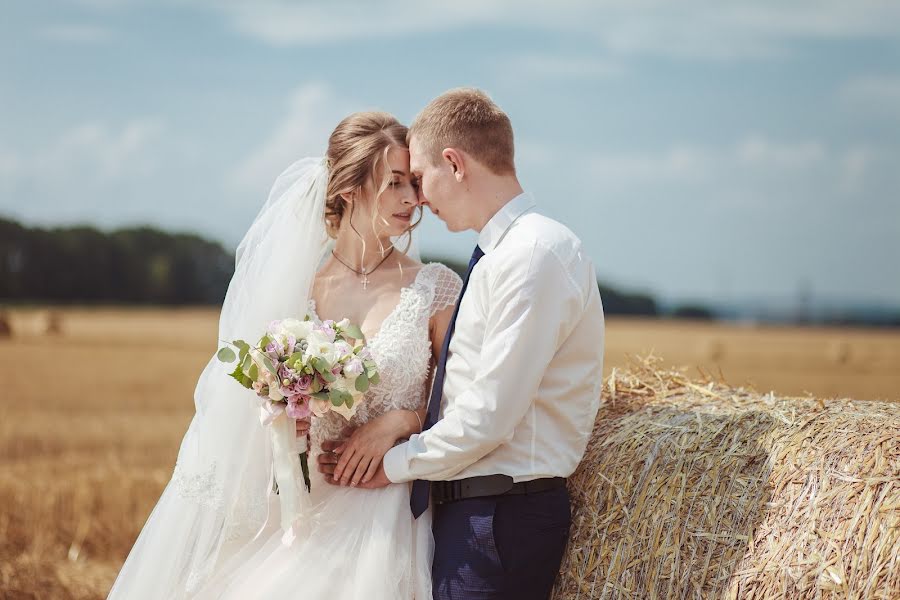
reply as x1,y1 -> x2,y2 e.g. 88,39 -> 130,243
401,187 -> 418,206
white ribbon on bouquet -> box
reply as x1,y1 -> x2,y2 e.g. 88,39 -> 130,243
259,400 -> 310,532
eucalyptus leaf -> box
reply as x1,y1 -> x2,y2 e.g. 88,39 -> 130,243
261,356 -> 278,377
248,363 -> 259,381
233,339 -> 250,361
330,388 -> 351,407
343,324 -> 365,340
217,347 -> 237,363
355,371 -> 369,393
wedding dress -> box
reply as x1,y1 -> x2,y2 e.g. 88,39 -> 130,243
194,262 -> 462,599
107,157 -> 460,600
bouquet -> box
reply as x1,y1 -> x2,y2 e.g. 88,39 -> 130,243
216,315 -> 379,492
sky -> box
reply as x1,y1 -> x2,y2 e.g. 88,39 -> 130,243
2,0 -> 899,308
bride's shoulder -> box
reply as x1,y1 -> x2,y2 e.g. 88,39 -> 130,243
417,261 -> 462,286
415,263 -> 463,317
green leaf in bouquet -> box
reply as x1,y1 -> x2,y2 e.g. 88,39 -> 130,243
217,347 -> 237,363
329,388 -> 352,407
261,355 -> 278,377
310,377 -> 323,393
321,370 -> 336,383
345,395 -> 354,409
355,371 -> 370,393
342,323 -> 365,341
259,335 -> 273,349
228,363 -> 252,388
248,362 -> 259,381
240,352 -> 253,374
368,371 -> 381,386
311,391 -> 330,402
233,339 -> 250,360
289,351 -> 304,364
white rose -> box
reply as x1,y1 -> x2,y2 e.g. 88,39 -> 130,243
336,318 -> 351,330
305,331 -> 342,364
279,318 -> 314,340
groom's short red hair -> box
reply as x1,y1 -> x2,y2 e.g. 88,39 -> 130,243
409,88 -> 515,176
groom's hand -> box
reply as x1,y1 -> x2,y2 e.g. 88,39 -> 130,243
354,461 -> 391,489
317,426 -> 355,485
318,439 -> 342,483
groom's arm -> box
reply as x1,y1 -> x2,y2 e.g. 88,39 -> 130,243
382,242 -> 584,483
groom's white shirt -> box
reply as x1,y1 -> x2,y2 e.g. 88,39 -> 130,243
383,193 -> 605,484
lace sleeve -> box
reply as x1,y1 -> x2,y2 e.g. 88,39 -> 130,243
426,263 -> 463,317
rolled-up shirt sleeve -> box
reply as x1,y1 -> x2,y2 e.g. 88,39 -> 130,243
383,242 -> 582,483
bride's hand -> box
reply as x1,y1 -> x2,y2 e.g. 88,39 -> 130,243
295,417 -> 310,439
332,411 -> 411,486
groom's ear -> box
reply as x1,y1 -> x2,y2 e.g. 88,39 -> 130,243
442,148 -> 466,182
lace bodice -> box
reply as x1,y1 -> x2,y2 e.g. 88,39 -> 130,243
307,262 -> 462,451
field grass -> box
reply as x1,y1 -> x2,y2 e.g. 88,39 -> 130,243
1,308 -> 898,598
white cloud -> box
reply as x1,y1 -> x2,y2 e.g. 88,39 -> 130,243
198,0 -> 900,62
38,118 -> 165,182
496,53 -> 624,82
0,118 -> 168,223
840,75 -> 900,116
736,135 -> 825,169
230,83 -> 353,193
590,145 -> 711,182
838,147 -> 872,193
36,24 -> 114,43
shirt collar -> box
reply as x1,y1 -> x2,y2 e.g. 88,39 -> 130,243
477,192 -> 536,253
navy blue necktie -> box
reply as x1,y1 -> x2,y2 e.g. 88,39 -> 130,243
410,244 -> 485,518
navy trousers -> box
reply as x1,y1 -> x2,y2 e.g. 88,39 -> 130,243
431,486 -> 571,600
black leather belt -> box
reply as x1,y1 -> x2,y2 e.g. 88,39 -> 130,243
431,475 -> 566,505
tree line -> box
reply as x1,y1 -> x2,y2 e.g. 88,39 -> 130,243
0,217 -> 234,305
0,216 -> 673,316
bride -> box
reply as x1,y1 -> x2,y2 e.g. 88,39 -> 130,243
108,112 -> 463,599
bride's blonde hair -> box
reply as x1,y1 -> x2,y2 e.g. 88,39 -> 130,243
324,112 -> 419,242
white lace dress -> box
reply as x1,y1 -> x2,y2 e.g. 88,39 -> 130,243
194,262 -> 462,600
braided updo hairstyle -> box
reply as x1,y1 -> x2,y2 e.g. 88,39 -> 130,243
324,112 -> 415,240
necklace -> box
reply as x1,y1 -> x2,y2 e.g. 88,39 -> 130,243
331,246 -> 395,289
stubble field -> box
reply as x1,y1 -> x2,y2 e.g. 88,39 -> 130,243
1,307 -> 898,598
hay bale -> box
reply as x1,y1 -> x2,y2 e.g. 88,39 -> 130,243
554,357 -> 899,599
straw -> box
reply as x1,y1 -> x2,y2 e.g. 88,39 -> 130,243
553,356 -> 900,599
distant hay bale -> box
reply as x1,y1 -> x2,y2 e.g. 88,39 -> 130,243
45,310 -> 63,335
554,357 -> 899,600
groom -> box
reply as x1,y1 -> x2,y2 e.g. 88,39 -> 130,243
324,88 -> 605,599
